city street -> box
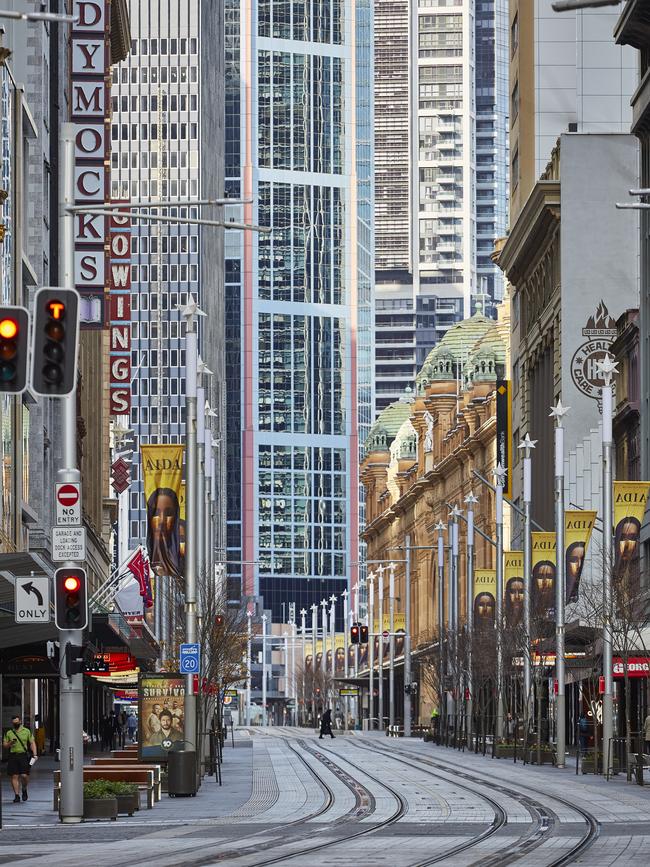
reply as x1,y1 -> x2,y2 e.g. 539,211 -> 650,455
1,729 -> 650,865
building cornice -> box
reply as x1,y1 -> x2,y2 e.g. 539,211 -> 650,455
111,0 -> 131,64
614,0 -> 650,51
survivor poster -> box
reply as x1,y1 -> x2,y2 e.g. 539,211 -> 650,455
138,673 -> 186,761
142,444 -> 185,579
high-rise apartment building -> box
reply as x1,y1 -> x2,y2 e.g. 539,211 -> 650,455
374,0 -> 509,412
225,0 -> 374,621
110,2 -> 225,559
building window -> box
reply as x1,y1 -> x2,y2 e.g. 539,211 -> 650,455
511,146 -> 519,190
511,81 -> 519,122
511,13 -> 519,59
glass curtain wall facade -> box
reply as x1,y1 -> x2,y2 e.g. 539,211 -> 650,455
374,0 -> 508,412
227,0 -> 373,622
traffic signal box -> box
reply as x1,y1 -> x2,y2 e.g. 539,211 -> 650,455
0,305 -> 29,393
360,624 -> 369,644
31,288 -> 80,397
54,567 -> 88,631
351,624 -> 360,644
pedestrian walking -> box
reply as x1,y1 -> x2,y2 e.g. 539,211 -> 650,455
127,712 -> 138,743
3,716 -> 37,803
319,707 -> 335,739
643,712 -> 650,753
579,713 -> 590,753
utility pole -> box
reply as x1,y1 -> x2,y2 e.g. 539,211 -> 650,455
196,381 -> 206,597
329,594 -> 337,686
377,565 -> 385,730
342,589 -> 349,730
494,463 -> 506,740
58,123 -> 83,824
518,433 -> 536,724
447,511 -> 457,725
246,610 -> 252,726
551,400 -> 569,767
262,614 -> 268,726
404,537 -> 412,737
311,603 -> 317,724
321,599 -> 328,679
599,354 -> 617,777
436,522 -> 446,731
388,562 -> 396,727
367,573 -> 375,730
465,494 -> 478,748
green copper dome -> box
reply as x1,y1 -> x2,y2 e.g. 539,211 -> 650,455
364,389 -> 414,456
416,313 -> 504,390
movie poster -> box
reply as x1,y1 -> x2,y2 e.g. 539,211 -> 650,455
504,551 -> 524,627
531,532 -> 556,616
473,569 -> 496,627
138,673 -> 186,761
141,444 -> 184,579
564,510 -> 597,602
613,482 -> 649,579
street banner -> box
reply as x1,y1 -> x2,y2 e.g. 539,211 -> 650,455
372,613 -> 406,665
496,379 -> 512,498
141,444 -> 185,579
504,551 -> 524,628
564,510 -> 597,602
138,673 -> 186,761
473,569 -> 496,627
613,482 -> 650,579
531,532 -> 556,616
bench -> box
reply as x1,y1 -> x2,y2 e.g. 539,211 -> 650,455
111,749 -> 138,759
53,767 -> 156,812
90,759 -> 162,800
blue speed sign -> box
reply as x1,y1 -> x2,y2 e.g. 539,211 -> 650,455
180,643 -> 200,674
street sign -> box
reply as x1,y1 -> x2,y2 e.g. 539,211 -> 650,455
180,643 -> 200,674
339,687 -> 359,697
52,526 -> 87,562
56,482 -> 81,526
15,575 -> 50,623
224,688 -> 238,697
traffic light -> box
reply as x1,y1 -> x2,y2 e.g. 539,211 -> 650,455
360,624 -> 369,643
64,643 -> 85,677
54,567 -> 88,631
215,614 -> 224,628
31,287 -> 80,396
351,624 -> 360,644
0,305 -> 29,393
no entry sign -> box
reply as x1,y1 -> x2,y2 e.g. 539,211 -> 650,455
56,482 -> 81,526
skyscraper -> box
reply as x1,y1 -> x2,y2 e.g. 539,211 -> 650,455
225,0 -> 374,620
374,0 -> 509,412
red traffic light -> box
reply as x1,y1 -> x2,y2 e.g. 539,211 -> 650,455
215,615 -> 224,627
351,625 -> 360,645
0,305 -> 29,393
54,567 -> 88,631
64,575 -> 81,592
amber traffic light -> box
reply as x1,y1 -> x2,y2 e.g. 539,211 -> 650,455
0,305 -> 29,393
31,288 -> 80,396
360,624 -> 369,644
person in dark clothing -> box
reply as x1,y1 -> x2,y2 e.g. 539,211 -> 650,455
319,708 -> 335,739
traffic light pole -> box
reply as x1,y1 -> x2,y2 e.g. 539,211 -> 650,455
58,124 -> 83,823
404,537 -> 412,737
184,314 -> 198,751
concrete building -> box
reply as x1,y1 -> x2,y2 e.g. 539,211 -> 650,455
373,0 -> 509,412
224,0 -> 374,622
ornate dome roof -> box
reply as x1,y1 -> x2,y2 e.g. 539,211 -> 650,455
364,389 -> 414,456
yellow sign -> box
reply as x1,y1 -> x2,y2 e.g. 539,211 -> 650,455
473,569 -> 496,627
564,510 -> 597,602
613,482 -> 649,579
531,532 -> 556,616
141,444 -> 184,579
504,551 -> 524,627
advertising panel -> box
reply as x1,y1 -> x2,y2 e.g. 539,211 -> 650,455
138,673 -> 185,761
564,509 -> 597,602
613,482 -> 650,580
473,569 -> 496,627
141,445 -> 185,579
504,551 -> 524,628
531,532 -> 557,616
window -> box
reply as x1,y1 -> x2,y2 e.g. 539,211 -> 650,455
511,13 -> 519,58
511,146 -> 519,189
511,81 -> 519,121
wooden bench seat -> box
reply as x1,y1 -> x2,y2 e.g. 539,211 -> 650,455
53,767 -> 156,812
90,760 -> 162,800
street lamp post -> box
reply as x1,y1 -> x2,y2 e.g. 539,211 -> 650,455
342,589 -> 349,731
551,399 -> 570,768
311,604 -> 318,724
246,611 -> 252,726
518,434 -> 536,724
435,522 -> 446,732
465,494 -> 478,748
368,572 -> 375,730
388,562 -> 396,727
262,614 -> 268,727
377,565 -> 385,730
599,354 -> 617,776
300,608 -> 307,725
494,463 -> 506,741
321,600 -> 328,680
404,538 -> 413,737
329,595 -> 337,688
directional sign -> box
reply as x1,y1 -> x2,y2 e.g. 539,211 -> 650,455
339,687 -> 359,697
56,482 -> 81,526
52,526 -> 87,562
15,575 -> 50,624
180,643 -> 200,674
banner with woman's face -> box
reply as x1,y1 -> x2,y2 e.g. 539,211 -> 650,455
564,510 -> 597,603
504,551 -> 524,628
613,482 -> 649,579
531,532 -> 556,617
142,444 -> 184,579
473,569 -> 496,627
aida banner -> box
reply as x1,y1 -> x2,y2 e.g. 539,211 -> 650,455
532,532 -> 556,616
613,482 -> 650,579
504,551 -> 524,628
565,510 -> 597,602
473,569 -> 496,627
372,613 -> 406,664
142,445 -> 184,579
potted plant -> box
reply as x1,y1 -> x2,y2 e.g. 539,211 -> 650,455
527,746 -> 555,766
109,781 -> 140,815
495,742 -> 516,759
83,779 -> 118,821
581,752 -> 620,775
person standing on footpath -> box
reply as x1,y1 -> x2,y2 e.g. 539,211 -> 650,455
319,707 -> 335,739
644,711 -> 650,753
3,715 -> 37,803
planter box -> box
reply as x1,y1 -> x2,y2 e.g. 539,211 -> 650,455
581,757 -> 620,775
83,798 -> 118,821
495,746 -> 516,759
116,793 -> 139,816
528,750 -> 555,765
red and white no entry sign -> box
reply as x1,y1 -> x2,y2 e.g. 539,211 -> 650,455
57,484 -> 79,507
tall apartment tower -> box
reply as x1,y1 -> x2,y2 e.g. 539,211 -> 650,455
373,0 -> 509,412
225,0 -> 374,619
110,1 -> 225,554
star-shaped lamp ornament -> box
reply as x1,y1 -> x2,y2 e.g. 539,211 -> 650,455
464,492 -> 479,507
492,462 -> 507,486
518,433 -> 537,454
596,353 -> 618,386
179,295 -> 206,321
449,504 -> 463,520
197,357 -> 213,378
329,594 -> 337,605
549,399 -> 570,424
434,521 -> 447,533
300,608 -> 307,617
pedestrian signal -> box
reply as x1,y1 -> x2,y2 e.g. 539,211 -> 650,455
351,624 -> 360,644
54,567 -> 88,631
0,305 -> 29,393
360,624 -> 369,643
31,287 -> 80,396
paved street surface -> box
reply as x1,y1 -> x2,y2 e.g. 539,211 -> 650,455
1,728 -> 650,865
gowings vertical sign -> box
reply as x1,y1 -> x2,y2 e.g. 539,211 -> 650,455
109,205 -> 132,414
496,379 -> 512,498
71,1 -> 110,328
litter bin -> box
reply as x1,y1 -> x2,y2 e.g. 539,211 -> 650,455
168,749 -> 197,797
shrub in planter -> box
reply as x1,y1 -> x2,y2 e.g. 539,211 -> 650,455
83,779 -> 118,821
108,782 -> 140,815
527,748 -> 555,765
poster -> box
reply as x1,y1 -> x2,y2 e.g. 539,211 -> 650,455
613,482 -> 649,579
138,673 -> 186,761
141,444 -> 184,579
372,613 -> 406,666
531,532 -> 556,616
473,569 -> 496,627
504,551 -> 524,628
564,510 -> 597,602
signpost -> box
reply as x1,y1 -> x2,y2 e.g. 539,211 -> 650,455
14,575 -> 50,623
52,527 -> 87,562
180,643 -> 201,674
55,482 -> 81,526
